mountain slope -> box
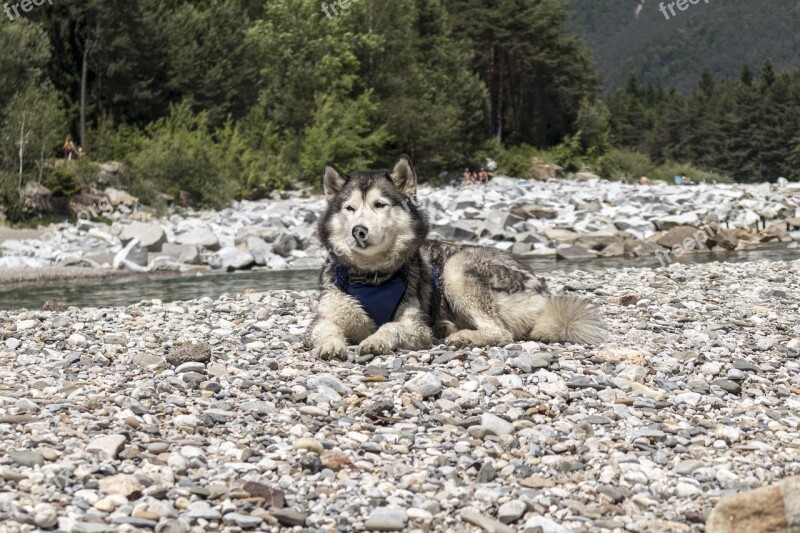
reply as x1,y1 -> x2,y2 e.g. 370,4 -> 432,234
564,0 -> 800,91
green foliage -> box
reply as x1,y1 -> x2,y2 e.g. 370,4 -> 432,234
493,144 -> 546,179
565,0 -> 800,92
551,133 -> 586,172
449,0 -> 598,146
43,166 -> 79,197
608,64 -> 800,182
124,103 -> 238,208
0,19 -> 51,112
300,93 -> 391,183
0,81 -> 68,192
595,149 -> 732,184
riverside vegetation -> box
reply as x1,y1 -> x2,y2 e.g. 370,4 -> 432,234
1,0 -> 800,227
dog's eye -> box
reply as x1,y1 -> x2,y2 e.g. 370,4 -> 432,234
374,202 -> 388,209
345,206 -> 355,212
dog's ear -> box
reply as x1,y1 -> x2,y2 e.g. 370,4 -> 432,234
323,162 -> 347,202
389,154 -> 417,197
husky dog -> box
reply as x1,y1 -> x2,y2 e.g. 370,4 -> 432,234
306,155 -> 604,360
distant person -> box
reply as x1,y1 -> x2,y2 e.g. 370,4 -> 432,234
77,146 -> 86,158
478,167 -> 489,184
462,167 -> 474,186
674,175 -> 682,185
621,174 -> 629,184
63,137 -> 76,160
639,176 -> 651,186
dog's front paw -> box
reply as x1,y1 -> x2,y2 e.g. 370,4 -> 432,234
311,337 -> 348,360
357,332 -> 396,356
446,330 -> 482,348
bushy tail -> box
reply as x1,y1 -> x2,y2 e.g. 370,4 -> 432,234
530,294 -> 605,344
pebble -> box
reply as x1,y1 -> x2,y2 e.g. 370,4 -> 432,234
365,507 -> 408,531
86,434 -> 127,459
404,372 -> 443,397
481,413 -> 514,436
0,258 -> 797,532
222,512 -> 263,528
497,499 -> 527,524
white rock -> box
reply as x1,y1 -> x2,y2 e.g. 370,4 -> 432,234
481,413 -> 514,436
404,373 -> 443,398
497,500 -> 527,524
86,434 -> 127,459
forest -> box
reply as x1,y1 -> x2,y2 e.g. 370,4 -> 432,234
0,0 -> 799,221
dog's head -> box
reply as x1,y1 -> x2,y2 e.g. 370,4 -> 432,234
318,155 -> 429,272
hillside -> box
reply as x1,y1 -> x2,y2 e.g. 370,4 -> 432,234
564,0 -> 800,91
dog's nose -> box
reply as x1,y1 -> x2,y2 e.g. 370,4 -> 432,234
352,225 -> 369,247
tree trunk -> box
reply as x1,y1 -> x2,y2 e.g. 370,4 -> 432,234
487,45 -> 494,140
80,42 -> 89,150
18,114 -> 26,201
496,55 -> 504,145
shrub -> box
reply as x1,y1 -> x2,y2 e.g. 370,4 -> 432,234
43,166 -> 79,197
124,103 -> 238,208
595,148 -> 732,183
495,144 -> 545,179
299,92 -> 390,184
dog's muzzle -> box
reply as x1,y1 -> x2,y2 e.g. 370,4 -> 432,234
352,225 -> 369,248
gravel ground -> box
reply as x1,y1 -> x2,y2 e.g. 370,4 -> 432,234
0,259 -> 799,532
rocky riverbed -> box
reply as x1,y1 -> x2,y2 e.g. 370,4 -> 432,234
2,177 -> 800,274
1,258 -> 799,532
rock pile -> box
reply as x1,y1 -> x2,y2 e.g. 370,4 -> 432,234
2,178 -> 800,272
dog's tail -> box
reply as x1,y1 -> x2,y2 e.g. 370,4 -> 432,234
530,294 -> 605,344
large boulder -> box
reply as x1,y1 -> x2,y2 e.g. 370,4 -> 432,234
176,226 -> 220,251
656,225 -> 709,250
530,161 -> 563,180
272,232 -> 299,257
432,220 -> 481,242
160,243 -> 200,264
573,230 -> 621,251
510,203 -> 558,220
234,226 -> 280,245
104,187 -> 138,207
707,224 -> 739,250
21,183 -> 52,214
69,192 -> 106,217
544,228 -> 580,244
216,247 -> 254,271
120,221 -> 167,252
655,213 -> 700,231
244,237 -> 271,266
556,245 -> 595,260
707,476 -> 800,533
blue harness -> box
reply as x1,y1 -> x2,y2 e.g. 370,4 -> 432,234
333,263 -> 440,327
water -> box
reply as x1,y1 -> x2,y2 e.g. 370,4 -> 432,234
1,244 -> 798,310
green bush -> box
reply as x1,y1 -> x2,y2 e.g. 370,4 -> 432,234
299,92 -> 390,184
494,144 -> 545,179
124,103 -> 239,208
595,148 -> 732,183
43,166 -> 79,197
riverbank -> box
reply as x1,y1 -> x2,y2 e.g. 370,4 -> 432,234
1,177 -> 799,275
1,258 -> 798,531
0,266 -> 138,287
